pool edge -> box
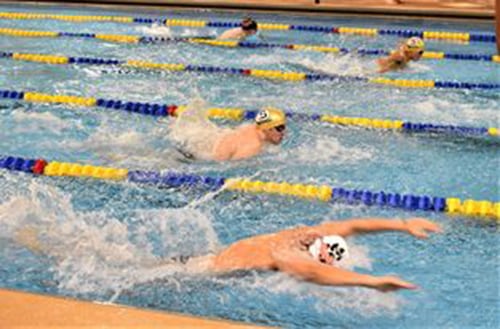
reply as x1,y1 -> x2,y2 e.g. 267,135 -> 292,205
0,288 -> 273,328
0,0 -> 495,20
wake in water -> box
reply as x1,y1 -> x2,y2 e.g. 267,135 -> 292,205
285,136 -> 374,164
286,52 -> 431,78
0,180 -> 220,297
286,53 -> 376,77
136,23 -> 173,37
136,23 -> 217,38
168,98 -> 231,161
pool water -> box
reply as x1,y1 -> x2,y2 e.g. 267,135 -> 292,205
0,3 -> 499,329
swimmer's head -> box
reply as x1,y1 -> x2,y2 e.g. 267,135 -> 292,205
404,37 -> 425,60
308,235 -> 349,266
241,17 -> 258,35
255,107 -> 287,144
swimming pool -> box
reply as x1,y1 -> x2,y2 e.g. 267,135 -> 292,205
0,2 -> 498,328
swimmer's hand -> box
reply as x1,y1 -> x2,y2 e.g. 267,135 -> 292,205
404,218 -> 442,239
373,276 -> 418,292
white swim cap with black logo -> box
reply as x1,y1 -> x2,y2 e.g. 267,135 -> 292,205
308,235 -> 349,265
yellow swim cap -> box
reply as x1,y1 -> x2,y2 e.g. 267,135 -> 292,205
405,37 -> 425,53
255,107 -> 286,130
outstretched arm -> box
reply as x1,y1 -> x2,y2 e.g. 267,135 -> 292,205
377,51 -> 405,73
315,218 -> 442,238
273,250 -> 417,292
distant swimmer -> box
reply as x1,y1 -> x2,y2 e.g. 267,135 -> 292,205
170,100 -> 286,162
377,37 -> 425,73
166,217 -> 442,292
218,17 -> 258,41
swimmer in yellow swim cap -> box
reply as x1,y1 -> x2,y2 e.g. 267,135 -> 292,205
218,17 -> 258,40
212,107 -> 287,161
377,37 -> 425,73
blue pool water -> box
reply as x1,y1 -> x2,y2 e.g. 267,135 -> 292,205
0,3 -> 499,328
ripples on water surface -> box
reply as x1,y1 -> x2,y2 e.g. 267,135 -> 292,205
0,3 -> 498,328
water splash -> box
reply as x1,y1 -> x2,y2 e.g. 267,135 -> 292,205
11,109 -> 80,133
289,53 -> 375,77
289,136 -> 374,164
136,23 -> 173,37
136,24 -> 216,38
168,97 -> 230,161
237,241 -> 402,317
0,180 -> 220,298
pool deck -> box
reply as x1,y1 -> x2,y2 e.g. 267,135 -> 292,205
0,288 -> 271,328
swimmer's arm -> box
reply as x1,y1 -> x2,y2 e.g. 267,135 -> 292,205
377,53 -> 404,73
273,251 -> 416,291
316,218 -> 442,238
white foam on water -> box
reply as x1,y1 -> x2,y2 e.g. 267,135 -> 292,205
238,241 -> 402,316
282,136 -> 374,164
291,53 -> 375,77
0,180 -> 220,297
406,61 -> 432,73
168,98 -> 230,161
412,96 -> 498,124
11,110 -> 76,133
136,24 -> 216,38
57,114 -> 179,168
136,23 -> 174,36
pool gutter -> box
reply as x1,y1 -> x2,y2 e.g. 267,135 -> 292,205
1,0 -> 496,20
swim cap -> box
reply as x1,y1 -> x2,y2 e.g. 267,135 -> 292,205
255,107 -> 286,130
241,18 -> 258,31
405,37 -> 425,53
308,235 -> 349,265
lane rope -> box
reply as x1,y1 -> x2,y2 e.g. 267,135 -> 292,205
0,155 -> 498,220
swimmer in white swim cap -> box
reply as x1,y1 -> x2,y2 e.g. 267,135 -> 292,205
377,37 -> 425,73
148,217 -> 441,292
308,235 -> 349,265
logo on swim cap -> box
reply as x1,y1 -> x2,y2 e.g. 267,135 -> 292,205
405,37 -> 425,52
308,235 -> 349,265
255,107 -> 286,130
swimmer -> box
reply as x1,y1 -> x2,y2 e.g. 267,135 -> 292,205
377,37 -> 425,73
213,107 -> 286,161
172,217 -> 442,292
169,100 -> 286,162
218,17 -> 258,40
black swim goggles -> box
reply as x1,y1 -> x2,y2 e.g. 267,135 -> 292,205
274,125 -> 286,133
327,243 -> 346,261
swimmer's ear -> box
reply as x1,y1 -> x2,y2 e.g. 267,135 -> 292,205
299,231 -> 322,248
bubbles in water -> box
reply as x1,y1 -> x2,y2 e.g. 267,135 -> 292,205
290,53 -> 375,77
136,23 -> 173,37
239,241 -> 402,316
168,98 -> 230,161
12,110 -> 76,133
0,180 -> 220,298
289,136 -> 374,164
412,96 -> 498,125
